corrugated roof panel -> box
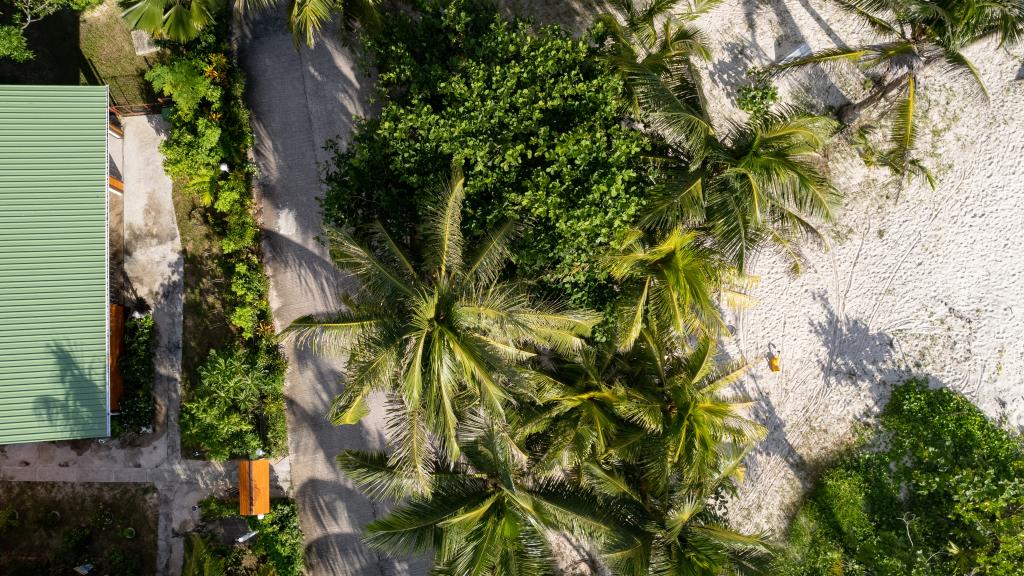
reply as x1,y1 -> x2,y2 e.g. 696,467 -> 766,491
0,85 -> 108,444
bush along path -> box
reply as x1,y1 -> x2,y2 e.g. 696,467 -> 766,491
145,17 -> 288,461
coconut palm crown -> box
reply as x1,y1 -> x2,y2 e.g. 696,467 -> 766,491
645,109 -> 840,273
597,0 -> 720,157
284,165 -> 598,492
233,0 -> 381,47
337,412 -> 625,576
122,0 -> 222,42
773,0 -> 1024,181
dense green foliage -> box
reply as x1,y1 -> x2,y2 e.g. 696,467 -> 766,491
0,25 -> 32,62
774,380 -> 1024,576
323,0 -> 654,308
114,312 -> 156,436
736,67 -> 778,120
190,498 -> 305,575
148,19 -> 284,459
181,345 -> 286,460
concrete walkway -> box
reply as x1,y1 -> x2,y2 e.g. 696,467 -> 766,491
0,115 -> 288,575
237,9 -> 426,576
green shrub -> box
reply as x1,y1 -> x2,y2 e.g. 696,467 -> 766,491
0,25 -> 33,63
774,380 -> 1024,576
197,498 -> 305,576
323,0 -> 653,309
150,16 -> 285,459
114,313 -> 155,436
181,346 -> 286,460
736,67 -> 778,120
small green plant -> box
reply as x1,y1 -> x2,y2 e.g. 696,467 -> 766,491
121,527 -> 136,540
736,66 -> 778,120
197,498 -> 305,576
115,312 -> 156,436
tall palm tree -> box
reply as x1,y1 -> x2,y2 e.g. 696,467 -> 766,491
233,0 -> 381,47
122,0 -> 222,42
526,331 -> 770,574
600,449 -> 773,576
337,413 -> 623,575
605,227 -> 728,351
644,110 -> 840,272
773,0 -> 1024,180
284,166 -> 597,492
597,0 -> 720,157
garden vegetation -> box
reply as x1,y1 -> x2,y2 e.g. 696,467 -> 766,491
183,498 -> 305,576
144,18 -> 286,459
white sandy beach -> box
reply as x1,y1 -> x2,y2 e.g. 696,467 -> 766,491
704,0 -> 1024,534
507,0 -> 1024,536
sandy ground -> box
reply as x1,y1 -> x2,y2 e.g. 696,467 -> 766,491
498,0 -> 1024,537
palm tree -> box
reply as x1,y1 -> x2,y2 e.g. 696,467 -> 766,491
122,0 -> 222,43
526,331 -> 770,574
284,166 -> 597,492
773,0 -> 1024,179
233,0 -> 381,47
600,450 -> 773,576
337,413 -> 623,575
596,0 -> 719,156
644,110 -> 840,272
605,227 -> 728,351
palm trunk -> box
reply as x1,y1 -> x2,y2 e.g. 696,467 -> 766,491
838,72 -> 911,125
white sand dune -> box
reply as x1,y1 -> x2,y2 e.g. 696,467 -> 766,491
506,0 -> 1024,536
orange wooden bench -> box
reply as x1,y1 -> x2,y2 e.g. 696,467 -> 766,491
240,459 -> 271,516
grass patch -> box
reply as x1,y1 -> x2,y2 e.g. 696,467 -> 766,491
0,482 -> 158,576
78,0 -> 157,105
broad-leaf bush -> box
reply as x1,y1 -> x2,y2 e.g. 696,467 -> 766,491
149,19 -> 283,459
774,380 -> 1024,576
113,312 -> 155,436
323,0 -> 654,309
181,346 -> 286,460
194,498 -> 305,575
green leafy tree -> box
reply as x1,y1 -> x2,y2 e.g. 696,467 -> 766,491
322,0 -> 654,309
0,0 -> 101,61
644,110 -> 840,272
773,0 -> 1024,182
338,413 -> 623,575
286,166 -> 597,492
122,0 -> 223,42
180,345 -> 286,459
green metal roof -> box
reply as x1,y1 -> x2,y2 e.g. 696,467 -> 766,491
0,85 -> 109,444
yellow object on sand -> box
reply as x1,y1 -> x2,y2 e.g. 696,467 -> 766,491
768,356 -> 780,372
